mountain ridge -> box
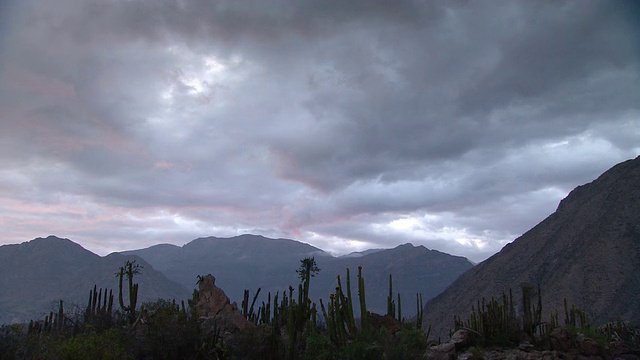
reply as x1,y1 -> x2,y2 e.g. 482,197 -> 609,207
0,236 -> 190,326
123,235 -> 474,316
1,234 -> 473,325
423,155 -> 640,339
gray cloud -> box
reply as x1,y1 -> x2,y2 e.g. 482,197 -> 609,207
0,0 -> 638,262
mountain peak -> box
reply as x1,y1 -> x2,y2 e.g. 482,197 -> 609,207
424,156 -> 640,338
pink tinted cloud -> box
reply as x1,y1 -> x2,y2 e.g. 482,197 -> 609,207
154,161 -> 178,169
6,66 -> 77,100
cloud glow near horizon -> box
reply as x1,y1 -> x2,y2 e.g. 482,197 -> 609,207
0,0 -> 638,262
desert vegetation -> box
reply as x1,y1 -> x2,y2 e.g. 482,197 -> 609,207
0,258 -> 639,359
0,258 -> 430,359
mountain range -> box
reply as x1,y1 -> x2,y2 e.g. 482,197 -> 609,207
0,236 -> 189,326
423,155 -> 640,338
0,235 -> 473,326
123,235 -> 475,316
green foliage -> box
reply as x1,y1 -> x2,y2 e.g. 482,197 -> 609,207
133,298 -> 200,359
296,257 -> 321,283
51,328 -> 132,360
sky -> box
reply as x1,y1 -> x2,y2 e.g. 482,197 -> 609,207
0,0 -> 638,263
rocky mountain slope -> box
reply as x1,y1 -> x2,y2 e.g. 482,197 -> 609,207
424,155 -> 640,338
123,234 -> 474,316
0,236 -> 190,326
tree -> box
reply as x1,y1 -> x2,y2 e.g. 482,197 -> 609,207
296,257 -> 320,307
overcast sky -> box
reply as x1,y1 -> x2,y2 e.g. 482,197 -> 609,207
0,0 -> 638,262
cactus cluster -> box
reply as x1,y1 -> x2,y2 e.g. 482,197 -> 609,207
28,300 -> 67,335
564,297 -> 590,329
320,268 -> 360,346
453,285 -> 559,346
84,285 -> 115,329
242,287 -> 262,323
454,288 -> 522,346
15,258 -> 439,359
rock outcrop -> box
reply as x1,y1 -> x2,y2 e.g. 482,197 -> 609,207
195,274 -> 252,333
424,155 -> 640,339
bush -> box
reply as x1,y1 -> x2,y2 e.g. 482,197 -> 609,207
51,328 -> 132,360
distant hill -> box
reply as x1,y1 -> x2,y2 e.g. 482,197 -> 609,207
339,249 -> 384,258
0,234 -> 474,325
424,155 -> 640,339
122,234 -> 330,306
0,236 -> 190,326
124,235 -> 474,316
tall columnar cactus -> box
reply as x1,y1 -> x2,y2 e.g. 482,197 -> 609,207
357,266 -> 368,332
337,273 -> 357,335
522,284 -> 543,336
416,293 -> 423,330
397,293 -> 402,322
85,285 -> 114,327
116,260 -> 141,324
345,268 -> 354,328
287,286 -> 296,360
387,274 -> 395,318
57,300 -> 64,332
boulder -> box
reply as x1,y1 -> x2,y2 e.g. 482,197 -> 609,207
549,327 -> 572,351
575,333 -> 600,356
424,342 -> 455,360
449,329 -> 472,349
195,274 -> 252,333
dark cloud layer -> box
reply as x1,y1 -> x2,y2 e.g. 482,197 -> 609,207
1,0 -> 638,261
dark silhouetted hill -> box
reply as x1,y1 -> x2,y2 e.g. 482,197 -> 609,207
424,155 -> 640,338
124,235 -> 474,316
0,236 -> 190,325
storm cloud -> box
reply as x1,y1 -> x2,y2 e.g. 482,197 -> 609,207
1,0 -> 638,262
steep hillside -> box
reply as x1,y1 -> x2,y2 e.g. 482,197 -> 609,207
424,155 -> 640,338
0,236 -> 190,325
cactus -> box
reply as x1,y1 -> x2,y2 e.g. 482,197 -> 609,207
273,292 -> 280,328
85,285 -> 114,328
397,293 -> 402,322
320,298 -> 335,343
357,266 -> 368,332
416,293 -> 423,330
57,300 -> 64,332
242,289 -> 249,316
521,284 -> 543,336
297,257 -> 320,304
116,260 -> 141,324
343,269 -> 357,334
287,286 -> 295,360
387,274 -> 395,318
250,288 -> 261,323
